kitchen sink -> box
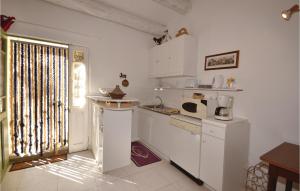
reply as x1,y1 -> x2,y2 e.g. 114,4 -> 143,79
142,104 -> 164,109
140,105 -> 180,115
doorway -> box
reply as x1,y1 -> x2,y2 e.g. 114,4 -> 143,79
7,36 -> 69,161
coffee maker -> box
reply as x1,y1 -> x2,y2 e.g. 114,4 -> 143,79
215,95 -> 233,121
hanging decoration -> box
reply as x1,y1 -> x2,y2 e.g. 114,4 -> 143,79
9,40 -> 69,158
0,15 -> 15,32
120,72 -> 129,87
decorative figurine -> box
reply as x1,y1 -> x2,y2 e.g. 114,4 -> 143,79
226,77 -> 236,88
0,15 -> 15,32
153,30 -> 172,45
176,27 -> 189,37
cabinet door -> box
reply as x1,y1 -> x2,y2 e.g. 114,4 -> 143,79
157,44 -> 169,76
92,104 -> 103,164
168,38 -> 184,76
150,113 -> 172,157
150,46 -> 167,77
149,44 -> 171,77
170,126 -> 200,178
200,134 -> 225,191
103,110 -> 132,172
149,47 -> 159,77
137,110 -> 153,144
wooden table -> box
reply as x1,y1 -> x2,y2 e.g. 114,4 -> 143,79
260,142 -> 299,191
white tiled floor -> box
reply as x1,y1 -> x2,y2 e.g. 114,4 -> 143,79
2,151 -> 210,191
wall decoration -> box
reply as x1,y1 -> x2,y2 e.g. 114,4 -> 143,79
204,50 -> 239,70
73,50 -> 84,62
120,73 -> 129,87
153,30 -> 172,45
0,15 -> 15,32
176,27 -> 189,37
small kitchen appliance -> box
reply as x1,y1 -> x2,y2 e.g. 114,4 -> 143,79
215,95 -> 233,121
181,97 -> 217,119
212,75 -> 224,88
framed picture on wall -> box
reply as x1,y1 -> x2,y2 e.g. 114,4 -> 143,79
204,50 -> 239,70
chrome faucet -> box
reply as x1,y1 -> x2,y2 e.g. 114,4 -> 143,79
155,96 -> 164,108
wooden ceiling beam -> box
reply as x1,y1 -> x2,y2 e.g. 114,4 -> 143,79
42,0 -> 166,35
152,0 -> 192,15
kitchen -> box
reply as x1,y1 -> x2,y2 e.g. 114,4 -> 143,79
0,0 -> 299,191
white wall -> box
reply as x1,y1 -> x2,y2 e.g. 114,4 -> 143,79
2,0 -> 155,141
160,0 -> 299,166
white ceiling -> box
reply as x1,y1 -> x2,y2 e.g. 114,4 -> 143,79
94,0 -> 184,24
41,0 -> 192,35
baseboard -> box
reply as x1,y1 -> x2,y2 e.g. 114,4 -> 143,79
131,137 -> 140,142
170,160 -> 204,186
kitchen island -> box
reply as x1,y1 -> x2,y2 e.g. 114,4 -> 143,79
87,96 -> 138,172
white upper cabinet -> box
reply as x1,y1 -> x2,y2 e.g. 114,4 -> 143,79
149,35 -> 197,78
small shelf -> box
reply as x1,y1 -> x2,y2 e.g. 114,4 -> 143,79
154,87 -> 243,92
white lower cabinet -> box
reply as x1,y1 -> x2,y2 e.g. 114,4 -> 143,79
137,109 -> 201,178
137,109 -> 250,191
200,118 -> 250,191
92,104 -> 103,167
200,134 -> 224,191
137,109 -> 172,157
92,103 -> 132,172
170,126 -> 200,178
137,109 -> 153,144
150,112 -> 173,157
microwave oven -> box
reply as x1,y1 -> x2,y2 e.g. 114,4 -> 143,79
180,97 -> 217,119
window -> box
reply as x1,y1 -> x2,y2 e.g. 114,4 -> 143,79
71,50 -> 86,108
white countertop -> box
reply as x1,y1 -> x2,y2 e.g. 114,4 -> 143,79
87,95 -> 139,103
87,95 -> 139,110
170,114 -> 248,127
202,117 -> 249,128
